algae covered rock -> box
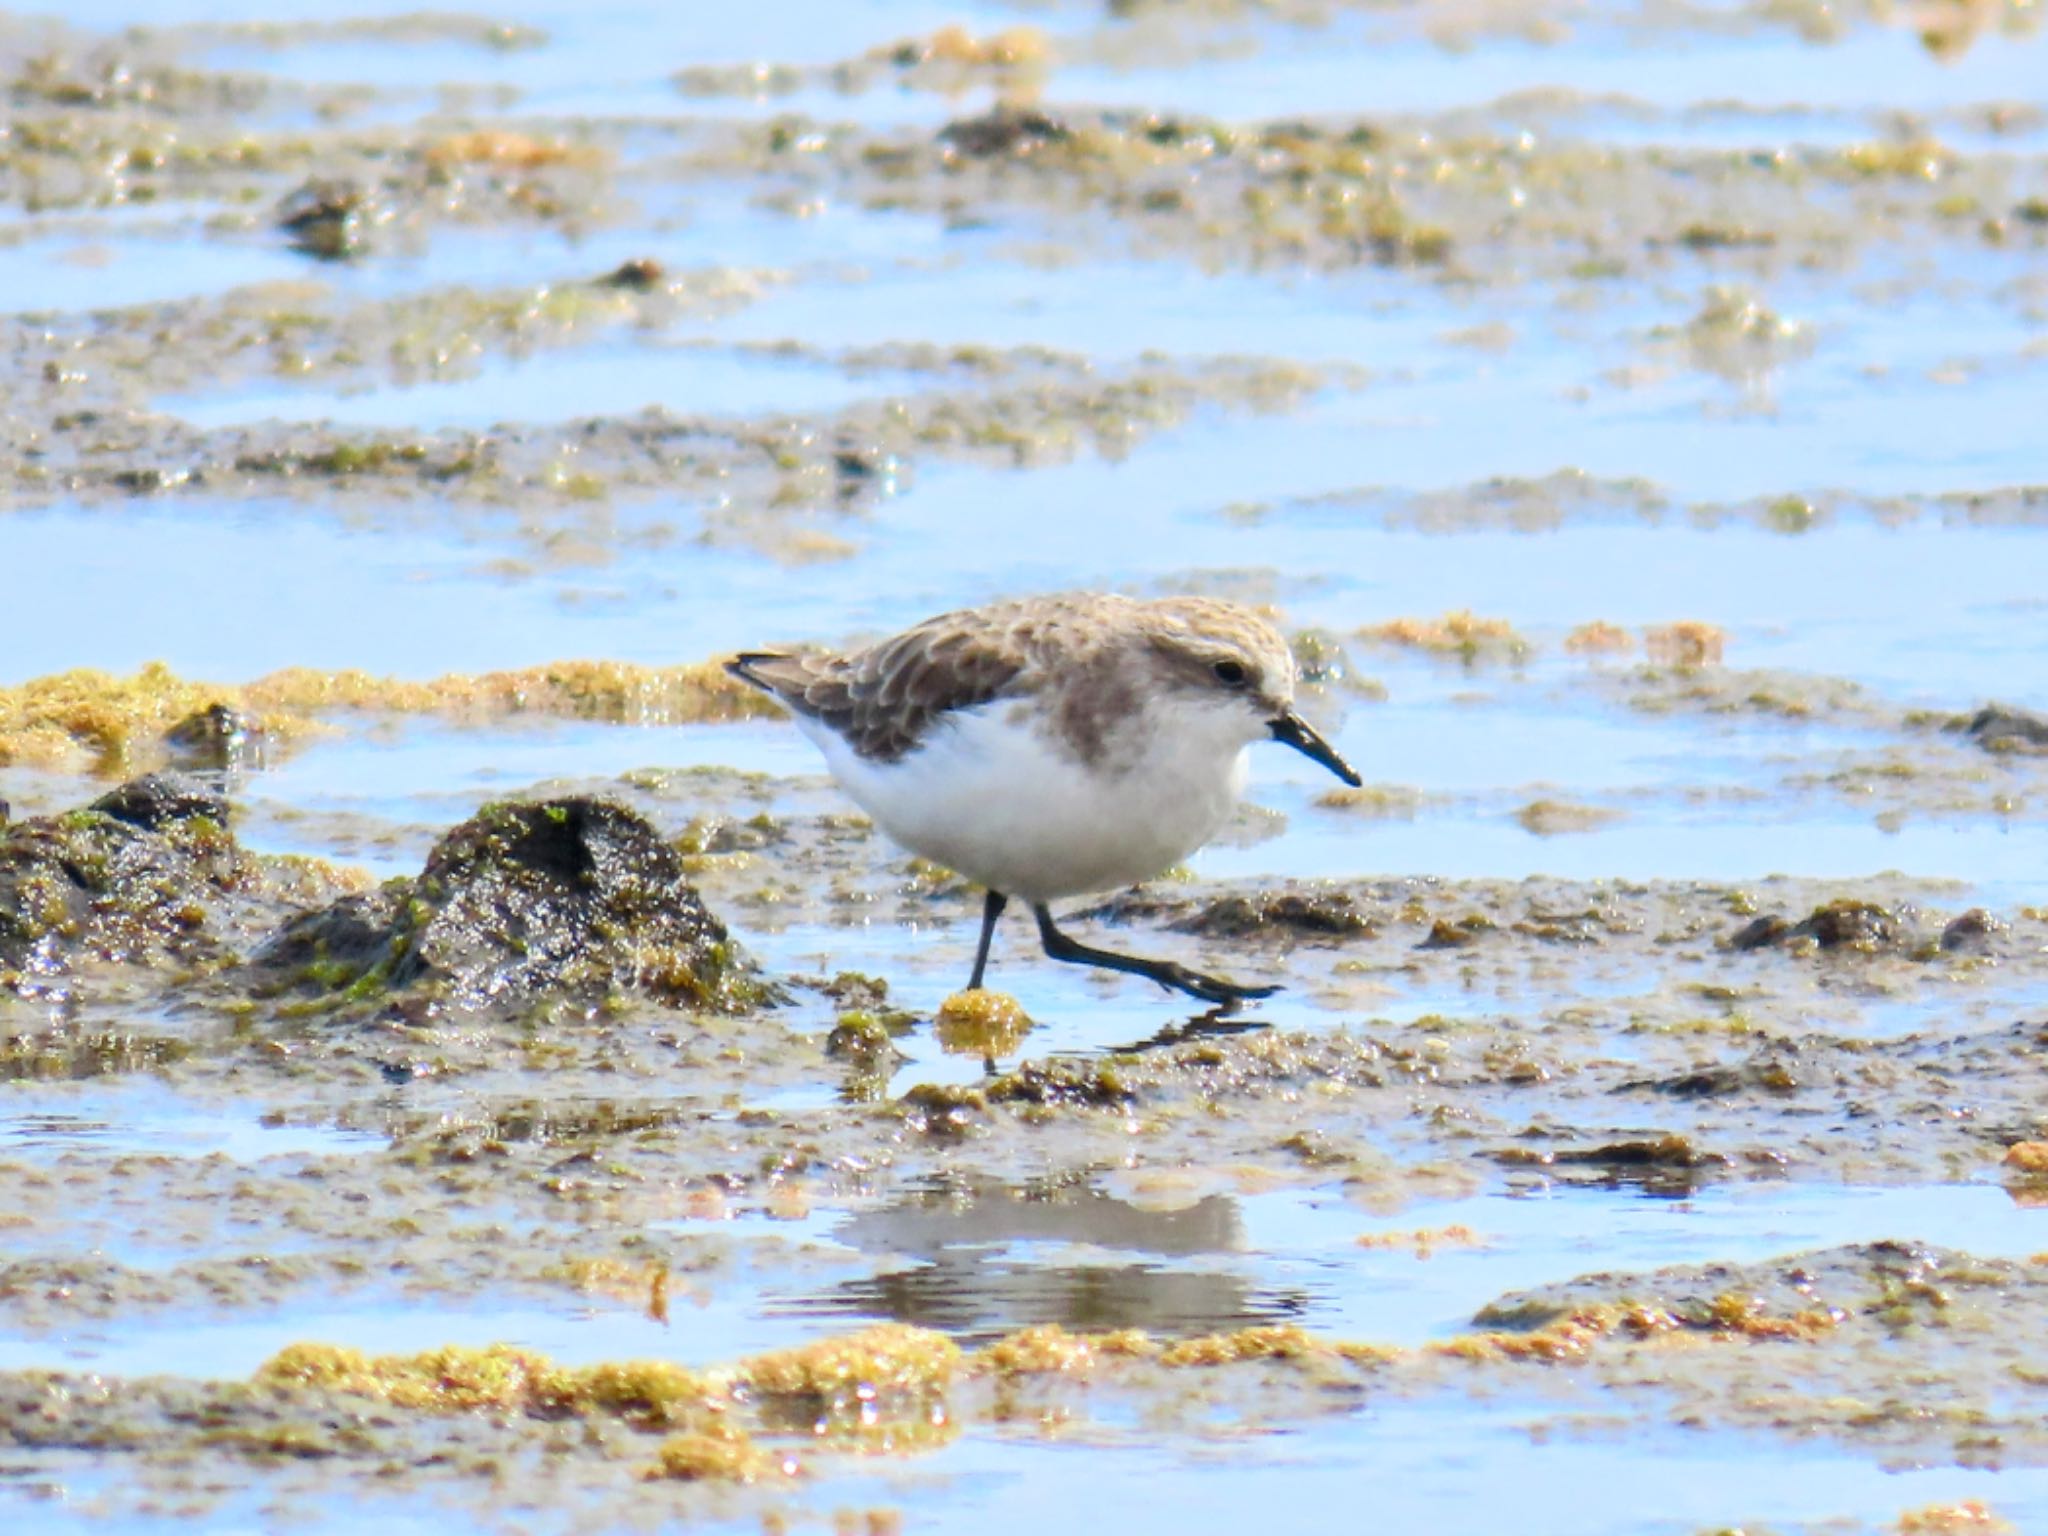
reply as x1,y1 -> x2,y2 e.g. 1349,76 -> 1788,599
0,772 -> 255,985
249,796 -> 760,1015
938,104 -> 1069,159
1180,889 -> 1374,939
1964,702 -> 2048,755
1729,897 -> 1909,954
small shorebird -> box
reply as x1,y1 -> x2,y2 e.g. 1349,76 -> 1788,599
728,593 -> 1361,1006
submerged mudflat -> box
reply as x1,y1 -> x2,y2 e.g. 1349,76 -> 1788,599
2,3 -> 2047,1534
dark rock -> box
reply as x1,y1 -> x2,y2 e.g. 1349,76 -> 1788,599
1417,918 -> 1482,950
1940,908 -> 2007,953
598,258 -> 664,290
1495,1132 -> 1729,1194
676,813 -> 784,855
276,179 -> 371,260
110,466 -> 190,494
818,971 -> 890,1010
897,1061 -> 1132,1127
253,886 -> 399,993
90,771 -> 229,833
0,773 -> 253,981
165,704 -> 266,771
246,797 -> 762,1015
1552,1133 -> 1721,1169
1274,1129 -> 1352,1166
1136,114 -> 1221,147
1512,907 -> 1615,944
1729,915 -> 1789,951
939,105 -> 1070,159
824,1015 -> 904,1067
985,1061 -> 1132,1107
1180,890 -> 1373,939
897,1082 -> 984,1138
1557,1135 -> 1730,1193
1796,899 -> 1899,949
1624,1054 -> 1801,1098
1964,703 -> 2048,755
1070,891 -> 1195,927
1730,899 -> 1904,954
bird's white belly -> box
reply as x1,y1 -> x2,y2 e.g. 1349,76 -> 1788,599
800,706 -> 1247,902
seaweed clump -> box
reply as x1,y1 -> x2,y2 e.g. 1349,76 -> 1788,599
246,797 -> 764,1017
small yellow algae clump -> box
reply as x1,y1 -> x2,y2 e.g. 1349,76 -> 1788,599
1158,1325 -> 1325,1367
1431,1318 -> 1605,1365
1645,621 -> 1727,667
741,1323 -> 961,1405
882,23 -> 1049,70
2003,1141 -> 2048,1174
1514,799 -> 1625,837
1316,783 -> 1422,817
1356,1224 -> 1484,1257
644,1428 -> 787,1484
974,1323 -> 1153,1376
1897,1500 -> 2012,1535
1564,621 -> 1633,654
1356,610 -> 1528,664
423,129 -> 594,170
548,1256 -> 672,1322
556,1360 -> 712,1428
934,989 -> 1032,1059
739,1324 -> 960,1454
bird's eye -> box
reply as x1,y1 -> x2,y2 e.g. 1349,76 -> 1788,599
1212,659 -> 1248,687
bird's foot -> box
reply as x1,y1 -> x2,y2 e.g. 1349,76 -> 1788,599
1148,962 -> 1280,1007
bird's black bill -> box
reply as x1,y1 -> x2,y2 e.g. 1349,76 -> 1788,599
1268,710 -> 1362,786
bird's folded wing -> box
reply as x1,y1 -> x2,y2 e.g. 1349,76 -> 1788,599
727,626 -> 1030,762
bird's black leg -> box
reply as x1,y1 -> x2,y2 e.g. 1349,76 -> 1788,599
1031,903 -> 1279,1007
967,889 -> 1008,991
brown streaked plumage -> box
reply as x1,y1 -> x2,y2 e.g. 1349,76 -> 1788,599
729,609 -> 1031,764
730,593 -> 1305,768
728,592 -> 1361,1010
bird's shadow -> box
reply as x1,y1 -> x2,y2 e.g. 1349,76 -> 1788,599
975,1005 -> 1271,1076
1100,1005 -> 1271,1055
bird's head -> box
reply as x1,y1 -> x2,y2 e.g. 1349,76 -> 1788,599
1138,598 -> 1362,786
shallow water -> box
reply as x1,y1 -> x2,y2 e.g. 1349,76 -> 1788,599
5,0 -> 2048,1531
0,1085 -> 385,1164
163,341 -> 925,431
5,1173 -> 2035,1382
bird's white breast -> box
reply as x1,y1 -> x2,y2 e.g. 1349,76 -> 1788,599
799,701 -> 1250,902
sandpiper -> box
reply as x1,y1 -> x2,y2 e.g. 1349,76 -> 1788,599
728,592 -> 1361,1005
